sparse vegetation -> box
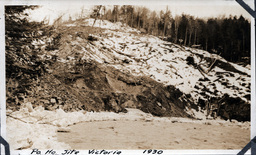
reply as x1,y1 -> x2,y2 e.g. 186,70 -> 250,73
5,5 -> 251,122
6,5 -> 251,151
100,6 -> 250,63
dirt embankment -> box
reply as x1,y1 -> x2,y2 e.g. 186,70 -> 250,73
52,59 -> 192,118
6,20 -> 250,122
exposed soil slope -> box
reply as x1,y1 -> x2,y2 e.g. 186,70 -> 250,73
6,18 -> 251,121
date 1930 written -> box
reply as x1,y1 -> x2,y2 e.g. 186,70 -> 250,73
143,150 -> 163,154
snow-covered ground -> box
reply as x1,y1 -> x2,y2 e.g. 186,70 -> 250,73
7,104 -> 250,150
56,18 -> 251,104
11,18 -> 250,150
25,18 -> 251,120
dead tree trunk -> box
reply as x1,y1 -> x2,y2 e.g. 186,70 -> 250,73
184,27 -> 188,46
92,5 -> 102,27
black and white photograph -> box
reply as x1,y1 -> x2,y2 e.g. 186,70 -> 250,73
2,0 -> 253,154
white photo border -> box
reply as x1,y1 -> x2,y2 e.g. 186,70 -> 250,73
0,0 -> 254,154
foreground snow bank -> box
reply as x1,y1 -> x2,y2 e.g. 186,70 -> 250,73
7,104 -> 250,150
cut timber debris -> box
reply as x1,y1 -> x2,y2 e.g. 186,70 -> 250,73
57,127 -> 71,133
196,55 -> 219,77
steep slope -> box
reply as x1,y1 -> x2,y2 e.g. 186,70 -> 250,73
52,60 -> 192,117
7,18 -> 250,121
58,19 -> 250,101
64,19 -> 250,120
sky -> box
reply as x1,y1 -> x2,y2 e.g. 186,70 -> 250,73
26,0 -> 253,24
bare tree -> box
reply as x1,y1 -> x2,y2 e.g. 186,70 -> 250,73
174,16 -> 181,44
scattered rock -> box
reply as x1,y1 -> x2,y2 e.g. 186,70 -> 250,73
50,98 -> 57,104
24,102 -> 33,112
